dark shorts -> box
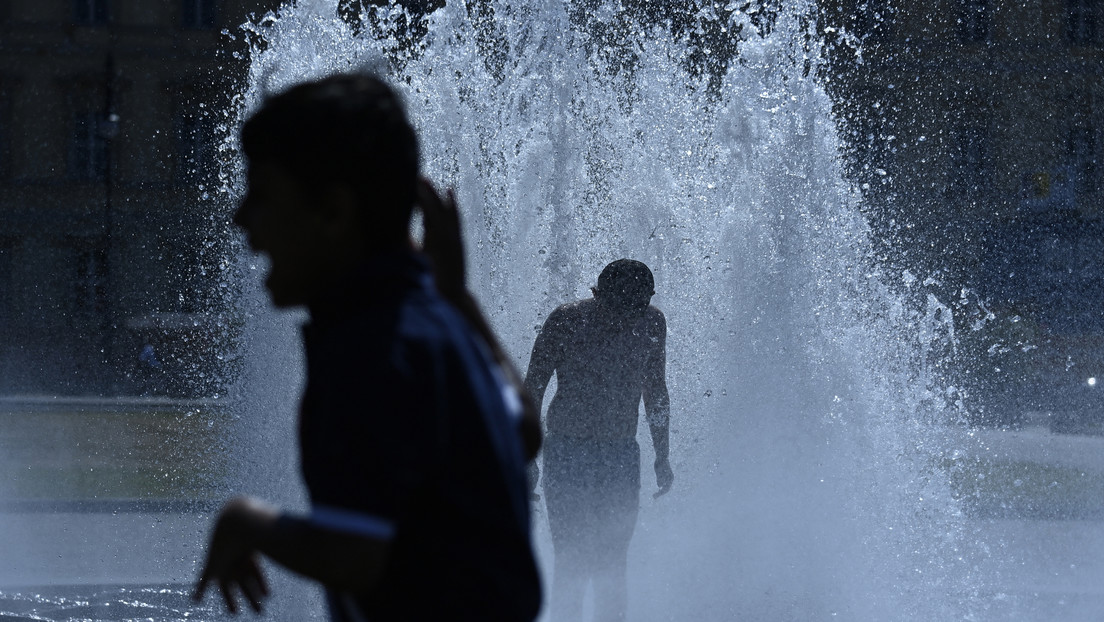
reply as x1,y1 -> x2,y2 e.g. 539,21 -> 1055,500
542,436 -> 640,559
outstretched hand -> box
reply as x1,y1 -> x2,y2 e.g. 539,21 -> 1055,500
194,497 -> 276,614
653,457 -> 674,499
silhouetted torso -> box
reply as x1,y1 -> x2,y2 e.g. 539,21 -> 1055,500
532,298 -> 665,440
300,251 -> 541,621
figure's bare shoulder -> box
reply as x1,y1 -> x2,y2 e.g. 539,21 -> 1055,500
548,299 -> 590,324
560,298 -> 593,314
644,305 -> 666,334
540,300 -> 582,338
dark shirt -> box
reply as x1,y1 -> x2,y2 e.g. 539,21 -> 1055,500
298,250 -> 541,621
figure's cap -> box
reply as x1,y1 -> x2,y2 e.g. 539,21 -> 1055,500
595,259 -> 655,308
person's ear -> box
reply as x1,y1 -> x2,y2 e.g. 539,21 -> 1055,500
320,184 -> 360,235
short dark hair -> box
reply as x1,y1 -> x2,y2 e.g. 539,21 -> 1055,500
595,259 -> 655,297
241,72 -> 420,242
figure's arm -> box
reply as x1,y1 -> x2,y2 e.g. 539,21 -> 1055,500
643,311 -> 673,497
521,310 -> 561,494
194,497 -> 390,614
523,309 -> 560,412
417,179 -> 541,459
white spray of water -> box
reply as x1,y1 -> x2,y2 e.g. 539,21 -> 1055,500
233,0 -> 988,618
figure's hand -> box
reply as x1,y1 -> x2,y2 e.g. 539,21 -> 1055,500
653,457 -> 673,499
416,179 -> 466,301
194,496 -> 275,614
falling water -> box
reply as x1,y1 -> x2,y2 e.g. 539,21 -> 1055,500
229,0 -> 988,619
9,0 -> 1104,618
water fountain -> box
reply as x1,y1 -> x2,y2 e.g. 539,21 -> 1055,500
231,0 -> 979,619
7,0 -> 1093,619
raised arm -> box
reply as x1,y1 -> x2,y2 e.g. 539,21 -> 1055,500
643,310 -> 672,497
417,179 -> 541,459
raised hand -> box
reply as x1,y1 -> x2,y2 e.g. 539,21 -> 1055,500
416,178 -> 543,460
416,178 -> 466,301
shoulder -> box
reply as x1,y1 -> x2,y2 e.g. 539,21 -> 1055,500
643,305 -> 666,336
392,295 -> 482,369
645,305 -> 665,326
562,297 -> 603,319
543,299 -> 586,329
326,292 -> 465,378
556,298 -> 589,316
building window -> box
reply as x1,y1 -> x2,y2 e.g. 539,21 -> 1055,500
958,0 -> 990,43
181,0 -> 217,29
1067,0 -> 1099,45
70,110 -> 109,181
1069,125 -> 1098,194
74,0 -> 110,25
174,107 -> 215,185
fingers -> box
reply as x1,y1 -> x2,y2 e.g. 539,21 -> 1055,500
193,574 -> 209,603
653,473 -> 673,499
417,178 -> 460,230
417,178 -> 468,299
194,553 -> 217,603
416,178 -> 441,218
213,572 -> 267,614
241,580 -> 263,613
250,555 -> 271,598
219,578 -> 239,615
241,557 -> 269,613
444,188 -> 458,222
195,556 -> 268,614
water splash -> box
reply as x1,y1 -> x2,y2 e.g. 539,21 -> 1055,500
235,0 -> 980,618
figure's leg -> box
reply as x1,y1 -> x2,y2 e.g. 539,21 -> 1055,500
591,534 -> 631,622
592,439 -> 641,622
543,439 -> 593,622
550,540 -> 588,622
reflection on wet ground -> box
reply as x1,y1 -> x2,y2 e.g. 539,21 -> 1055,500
0,584 -> 218,622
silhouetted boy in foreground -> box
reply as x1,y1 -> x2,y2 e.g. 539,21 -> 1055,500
524,259 -> 672,621
194,73 -> 541,621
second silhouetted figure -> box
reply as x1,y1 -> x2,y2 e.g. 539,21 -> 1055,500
524,259 -> 672,622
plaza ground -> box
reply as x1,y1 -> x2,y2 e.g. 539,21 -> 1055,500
1,400 -> 1104,620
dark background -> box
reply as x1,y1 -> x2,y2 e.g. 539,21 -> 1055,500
1,0 -> 1101,430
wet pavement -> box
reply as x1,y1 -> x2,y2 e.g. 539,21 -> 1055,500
957,425 -> 1104,619
0,511 -> 206,587
964,423 -> 1104,475
2,414 -> 1104,619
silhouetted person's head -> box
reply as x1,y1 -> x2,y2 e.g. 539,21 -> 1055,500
592,259 -> 655,313
233,72 -> 420,308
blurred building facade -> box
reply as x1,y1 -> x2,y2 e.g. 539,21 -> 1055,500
0,0 -> 279,396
